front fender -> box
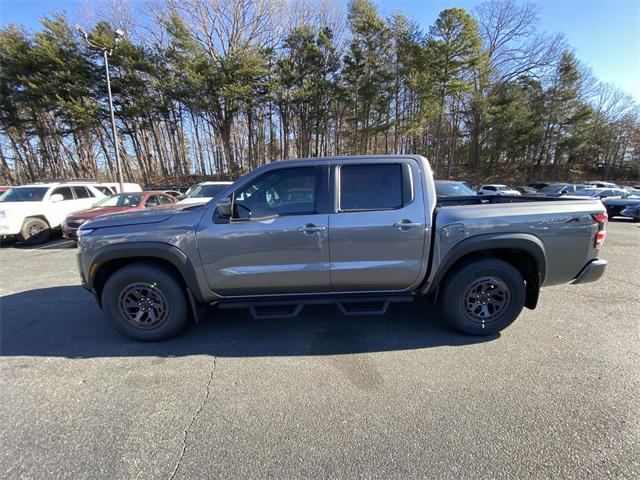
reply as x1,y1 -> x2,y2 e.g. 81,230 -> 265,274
87,241 -> 207,304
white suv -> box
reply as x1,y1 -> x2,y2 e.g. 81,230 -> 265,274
179,181 -> 233,205
0,182 -> 107,244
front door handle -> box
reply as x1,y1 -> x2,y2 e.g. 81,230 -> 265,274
298,224 -> 326,234
393,220 -> 422,230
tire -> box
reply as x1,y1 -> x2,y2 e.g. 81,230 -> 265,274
438,257 -> 526,336
19,217 -> 51,245
101,262 -> 189,341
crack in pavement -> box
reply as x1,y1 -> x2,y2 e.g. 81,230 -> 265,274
169,356 -> 217,480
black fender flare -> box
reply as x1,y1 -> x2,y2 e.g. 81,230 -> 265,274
88,242 -> 205,304
424,233 -> 547,306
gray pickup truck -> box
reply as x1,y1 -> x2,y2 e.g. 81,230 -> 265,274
76,155 -> 608,341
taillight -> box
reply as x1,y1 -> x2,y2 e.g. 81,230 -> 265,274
592,212 -> 607,249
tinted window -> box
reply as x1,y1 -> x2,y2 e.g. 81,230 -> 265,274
340,164 -> 403,211
0,187 -> 48,202
233,167 -> 318,218
51,187 -> 74,200
160,195 -> 174,205
484,186 -> 497,192
72,186 -> 94,199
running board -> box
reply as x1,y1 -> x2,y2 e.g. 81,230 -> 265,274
217,295 -> 414,320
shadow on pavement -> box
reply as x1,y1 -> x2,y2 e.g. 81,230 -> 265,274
0,232 -> 76,250
0,286 -> 496,358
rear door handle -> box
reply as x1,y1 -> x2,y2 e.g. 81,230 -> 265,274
393,220 -> 422,230
298,224 -> 326,234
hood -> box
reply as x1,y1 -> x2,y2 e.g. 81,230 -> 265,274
83,203 -> 204,230
68,206 -> 131,220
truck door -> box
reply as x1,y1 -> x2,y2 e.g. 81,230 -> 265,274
328,159 -> 428,292
197,165 -> 331,296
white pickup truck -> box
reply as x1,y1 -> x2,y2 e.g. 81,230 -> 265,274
0,182 -> 108,244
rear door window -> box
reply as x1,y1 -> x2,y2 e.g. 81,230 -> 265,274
51,187 -> 74,200
339,164 -> 404,211
72,186 -> 94,199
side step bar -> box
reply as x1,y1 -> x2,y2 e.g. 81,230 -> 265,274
217,295 -> 414,320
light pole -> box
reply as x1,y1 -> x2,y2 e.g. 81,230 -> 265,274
76,25 -> 125,193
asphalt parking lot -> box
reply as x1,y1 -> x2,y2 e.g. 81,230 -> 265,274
1,220 -> 639,479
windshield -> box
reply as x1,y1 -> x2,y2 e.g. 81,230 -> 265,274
94,194 -> 142,207
185,184 -> 229,198
0,187 -> 48,202
435,182 -> 476,196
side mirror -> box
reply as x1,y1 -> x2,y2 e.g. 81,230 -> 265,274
50,193 -> 64,203
216,197 -> 232,218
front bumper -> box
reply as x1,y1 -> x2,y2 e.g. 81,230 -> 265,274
571,259 -> 607,284
62,226 -> 78,238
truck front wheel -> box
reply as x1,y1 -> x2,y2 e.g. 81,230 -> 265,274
439,258 -> 526,336
102,263 -> 189,341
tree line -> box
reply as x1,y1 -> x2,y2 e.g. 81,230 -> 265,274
1,0 -> 639,186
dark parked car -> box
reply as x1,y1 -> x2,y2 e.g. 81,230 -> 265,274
515,186 -> 538,195
434,180 -> 477,197
538,183 -> 587,197
602,193 -> 640,220
527,182 -> 550,191
569,188 -> 628,199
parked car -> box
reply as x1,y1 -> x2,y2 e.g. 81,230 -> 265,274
92,182 -> 142,196
537,183 -> 587,197
75,155 -> 608,341
63,191 -> 177,239
602,192 -> 640,219
0,186 -> 11,193
514,186 -> 537,195
568,188 -> 628,199
179,181 -> 233,205
0,181 -> 107,244
587,180 -> 619,189
527,182 -> 550,191
477,184 -> 521,196
434,180 -> 477,197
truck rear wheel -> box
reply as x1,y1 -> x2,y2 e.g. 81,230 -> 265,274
19,217 -> 51,245
439,258 -> 525,336
102,263 -> 189,341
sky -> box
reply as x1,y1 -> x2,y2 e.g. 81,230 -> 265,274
1,0 -> 639,101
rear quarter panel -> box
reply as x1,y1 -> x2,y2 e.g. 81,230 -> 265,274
432,200 -> 605,287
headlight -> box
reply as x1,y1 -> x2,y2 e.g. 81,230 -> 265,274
77,227 -> 94,236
